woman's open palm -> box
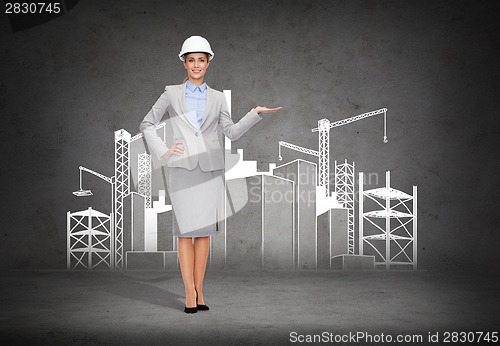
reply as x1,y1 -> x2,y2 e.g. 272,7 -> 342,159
255,106 -> 283,114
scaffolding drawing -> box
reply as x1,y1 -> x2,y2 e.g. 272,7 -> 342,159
317,118 -> 330,196
114,129 -> 131,269
334,159 -> 355,254
359,171 -> 417,269
138,152 -> 152,208
67,207 -> 114,270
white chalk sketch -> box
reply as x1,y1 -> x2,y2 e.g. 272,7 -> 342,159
359,171 -> 418,269
279,108 -> 387,197
71,139 -> 129,270
68,91 -> 418,271
137,153 -> 152,209
67,207 -> 113,270
334,159 -> 355,255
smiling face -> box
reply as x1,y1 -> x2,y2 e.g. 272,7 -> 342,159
183,52 -> 210,84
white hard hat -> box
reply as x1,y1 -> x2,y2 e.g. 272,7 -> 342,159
179,36 -> 214,61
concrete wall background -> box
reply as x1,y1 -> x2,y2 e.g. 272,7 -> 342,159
0,0 -> 498,271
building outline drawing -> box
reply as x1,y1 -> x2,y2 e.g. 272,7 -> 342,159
67,90 -> 419,271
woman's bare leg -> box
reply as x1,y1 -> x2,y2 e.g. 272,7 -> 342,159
178,237 -> 196,308
193,236 -> 210,305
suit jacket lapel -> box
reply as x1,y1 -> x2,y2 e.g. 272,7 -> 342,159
177,82 -> 215,130
199,85 -> 214,129
177,82 -> 199,130
178,82 -> 189,115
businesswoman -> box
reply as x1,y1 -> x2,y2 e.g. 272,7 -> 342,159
140,36 -> 282,313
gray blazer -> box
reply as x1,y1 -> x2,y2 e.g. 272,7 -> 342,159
139,82 -> 263,171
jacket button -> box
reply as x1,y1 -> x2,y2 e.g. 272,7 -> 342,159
195,132 -> 199,136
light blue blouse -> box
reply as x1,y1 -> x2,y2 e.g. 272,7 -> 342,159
185,80 -> 207,128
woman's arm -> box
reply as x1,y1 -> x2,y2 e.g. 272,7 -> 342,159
139,87 -> 178,160
218,93 -> 282,141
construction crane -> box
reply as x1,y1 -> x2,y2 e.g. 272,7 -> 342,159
73,129 -> 133,270
73,166 -> 114,197
279,108 -> 388,197
71,115 -> 165,270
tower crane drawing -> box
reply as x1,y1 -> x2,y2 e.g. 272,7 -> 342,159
279,108 -> 388,255
71,121 -> 168,270
72,130 -> 132,269
73,166 -> 114,197
278,108 -> 388,197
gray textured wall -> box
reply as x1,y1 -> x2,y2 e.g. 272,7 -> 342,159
0,0 -> 498,271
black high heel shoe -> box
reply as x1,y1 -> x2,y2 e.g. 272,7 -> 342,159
184,289 -> 197,314
184,305 -> 197,313
195,288 -> 210,311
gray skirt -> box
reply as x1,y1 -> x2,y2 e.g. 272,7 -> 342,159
169,164 -> 224,238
